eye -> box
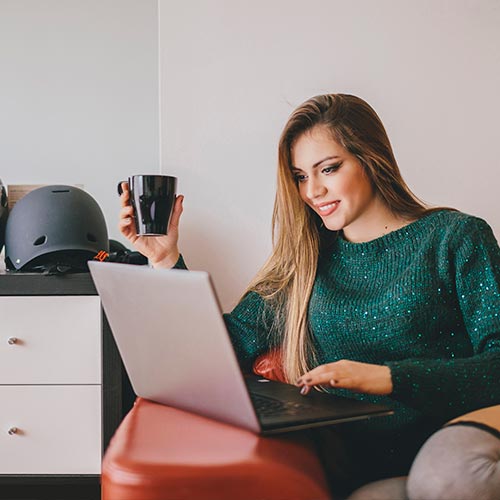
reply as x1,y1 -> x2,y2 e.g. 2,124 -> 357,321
294,173 -> 307,183
322,163 -> 342,174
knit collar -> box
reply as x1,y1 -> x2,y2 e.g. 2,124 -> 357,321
332,209 -> 448,255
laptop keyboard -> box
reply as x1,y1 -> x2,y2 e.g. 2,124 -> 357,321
250,393 -> 312,417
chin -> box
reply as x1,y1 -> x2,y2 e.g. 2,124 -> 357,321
322,219 -> 344,232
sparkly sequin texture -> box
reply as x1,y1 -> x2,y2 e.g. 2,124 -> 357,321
177,210 -> 500,475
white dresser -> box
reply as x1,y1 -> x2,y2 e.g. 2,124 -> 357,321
0,273 -> 123,498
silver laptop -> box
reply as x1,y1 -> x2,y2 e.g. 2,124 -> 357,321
89,261 -> 392,434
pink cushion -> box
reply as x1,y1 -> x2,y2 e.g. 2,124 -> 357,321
253,349 -> 286,382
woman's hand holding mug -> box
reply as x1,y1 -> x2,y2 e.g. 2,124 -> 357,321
118,181 -> 184,269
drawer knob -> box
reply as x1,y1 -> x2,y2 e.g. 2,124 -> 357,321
7,337 -> 18,345
8,427 -> 18,435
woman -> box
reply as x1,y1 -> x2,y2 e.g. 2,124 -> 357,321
119,94 -> 500,499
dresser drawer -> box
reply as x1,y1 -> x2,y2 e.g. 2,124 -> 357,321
0,385 -> 101,474
0,296 -> 101,384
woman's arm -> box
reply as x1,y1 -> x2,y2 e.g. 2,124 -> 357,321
385,217 -> 500,418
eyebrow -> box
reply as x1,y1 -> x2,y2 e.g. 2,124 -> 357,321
291,155 -> 341,172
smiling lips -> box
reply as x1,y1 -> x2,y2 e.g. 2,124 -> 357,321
315,201 -> 340,217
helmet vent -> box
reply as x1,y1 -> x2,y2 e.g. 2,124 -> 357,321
33,236 -> 47,246
87,233 -> 97,242
52,189 -> 70,193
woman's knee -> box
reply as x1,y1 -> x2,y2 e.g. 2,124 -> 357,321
407,424 -> 500,500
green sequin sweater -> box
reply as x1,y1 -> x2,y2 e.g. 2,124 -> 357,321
177,209 -> 500,475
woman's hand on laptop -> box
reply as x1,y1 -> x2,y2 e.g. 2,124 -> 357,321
118,181 -> 184,269
295,360 -> 393,396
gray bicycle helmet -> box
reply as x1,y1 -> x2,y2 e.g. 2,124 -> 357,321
4,185 -> 109,273
0,179 -> 7,253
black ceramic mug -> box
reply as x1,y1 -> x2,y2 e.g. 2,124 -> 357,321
117,175 -> 177,236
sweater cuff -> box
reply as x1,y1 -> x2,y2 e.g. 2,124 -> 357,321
173,254 -> 187,270
384,361 -> 415,401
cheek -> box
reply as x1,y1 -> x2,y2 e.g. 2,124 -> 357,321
344,175 -> 373,204
359,179 -> 375,204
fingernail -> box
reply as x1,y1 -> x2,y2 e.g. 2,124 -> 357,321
296,378 -> 303,385
330,379 -> 336,386
300,386 -> 308,395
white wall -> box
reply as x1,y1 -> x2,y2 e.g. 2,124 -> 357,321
1,2 -> 498,309
160,0 -> 500,311
0,0 -> 160,242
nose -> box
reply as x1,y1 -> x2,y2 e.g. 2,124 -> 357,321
305,176 -> 327,200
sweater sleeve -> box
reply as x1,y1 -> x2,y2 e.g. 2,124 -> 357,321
223,291 -> 277,372
171,255 -> 274,370
386,217 -> 500,419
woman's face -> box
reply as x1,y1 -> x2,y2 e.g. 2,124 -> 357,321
291,126 -> 378,235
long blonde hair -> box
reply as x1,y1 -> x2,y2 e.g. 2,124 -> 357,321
246,94 -> 441,383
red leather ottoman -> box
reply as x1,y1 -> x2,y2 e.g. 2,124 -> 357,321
102,397 -> 331,500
